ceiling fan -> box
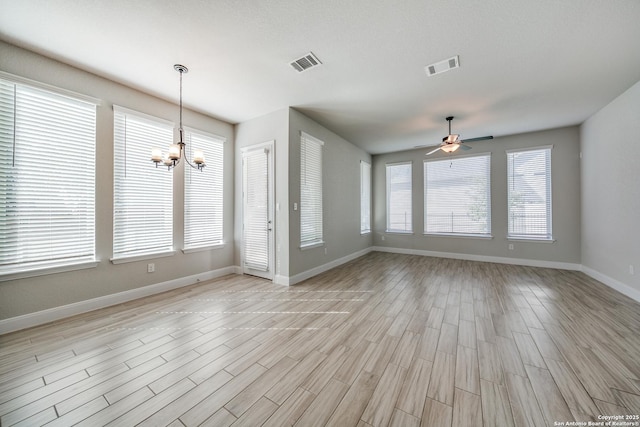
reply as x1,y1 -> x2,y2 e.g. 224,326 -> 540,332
425,116 -> 493,156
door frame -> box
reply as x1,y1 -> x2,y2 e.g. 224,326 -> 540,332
241,141 -> 275,280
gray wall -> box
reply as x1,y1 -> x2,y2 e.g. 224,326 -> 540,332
0,41 -> 235,320
372,126 -> 582,265
234,108 -> 291,278
581,80 -> 640,293
288,109 -> 372,277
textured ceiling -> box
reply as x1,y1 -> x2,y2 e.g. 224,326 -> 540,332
1,0 -> 639,154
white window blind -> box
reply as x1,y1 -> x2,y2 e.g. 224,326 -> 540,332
424,154 -> 491,236
0,78 -> 96,275
300,132 -> 324,247
113,106 -> 173,260
243,147 -> 270,271
184,129 -> 224,250
360,161 -> 371,234
386,162 -> 412,233
507,147 -> 552,239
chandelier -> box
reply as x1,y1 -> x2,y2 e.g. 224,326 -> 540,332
151,64 -> 205,171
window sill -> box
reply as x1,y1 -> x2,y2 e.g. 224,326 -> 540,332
182,243 -> 225,254
507,237 -> 556,243
300,241 -> 325,251
424,233 -> 493,240
385,230 -> 414,235
110,250 -> 177,265
360,231 -> 371,235
0,259 -> 99,282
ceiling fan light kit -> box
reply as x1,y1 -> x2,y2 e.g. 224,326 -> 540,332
425,116 -> 493,156
440,143 -> 460,153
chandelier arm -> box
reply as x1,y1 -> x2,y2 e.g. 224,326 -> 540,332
183,155 -> 201,170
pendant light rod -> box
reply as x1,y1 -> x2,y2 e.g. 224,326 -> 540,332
151,64 -> 205,171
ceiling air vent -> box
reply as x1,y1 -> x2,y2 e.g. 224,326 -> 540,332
290,52 -> 322,72
425,55 -> 460,77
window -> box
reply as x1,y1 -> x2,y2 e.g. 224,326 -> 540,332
386,162 -> 412,233
113,106 -> 174,260
507,147 -> 552,240
0,77 -> 96,277
300,132 -> 324,248
184,129 -> 225,250
424,154 -> 491,236
360,161 -> 371,234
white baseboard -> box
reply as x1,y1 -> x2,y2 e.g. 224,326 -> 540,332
4,250 -> 637,335
372,246 -> 582,271
276,247 -> 373,286
581,266 -> 640,303
273,274 -> 290,286
373,246 -> 640,303
0,266 -> 237,335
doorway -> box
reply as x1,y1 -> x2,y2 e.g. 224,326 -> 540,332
241,142 -> 275,280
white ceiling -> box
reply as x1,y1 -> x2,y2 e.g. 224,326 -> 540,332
1,0 -> 640,154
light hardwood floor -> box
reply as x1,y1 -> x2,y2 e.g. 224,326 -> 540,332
1,252 -> 640,426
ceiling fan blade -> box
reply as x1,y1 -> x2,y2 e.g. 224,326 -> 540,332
425,146 -> 442,156
459,144 -> 472,151
461,135 -> 493,143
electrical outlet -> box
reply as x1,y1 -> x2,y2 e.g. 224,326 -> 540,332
324,247 -> 328,255
508,244 -> 514,250
147,263 -> 155,273
630,265 -> 635,275
381,235 -> 385,241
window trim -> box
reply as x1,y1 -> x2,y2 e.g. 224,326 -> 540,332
385,161 -> 413,233
0,260 -> 99,283
506,145 -> 553,241
299,131 -> 325,249
423,153 -> 492,238
0,75 -> 98,279
0,70 -> 101,106
360,160 -> 372,235
112,105 -> 175,261
183,126 -> 226,251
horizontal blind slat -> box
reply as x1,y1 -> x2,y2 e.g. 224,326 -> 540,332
0,78 -> 96,270
300,133 -> 323,245
424,154 -> 491,235
113,109 -> 173,258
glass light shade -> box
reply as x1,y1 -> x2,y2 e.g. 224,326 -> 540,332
151,148 -> 163,162
445,134 -> 459,143
168,144 -> 181,160
193,150 -> 205,165
441,143 -> 460,153
163,155 -> 173,166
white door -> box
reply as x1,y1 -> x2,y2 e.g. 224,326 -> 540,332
242,142 -> 274,279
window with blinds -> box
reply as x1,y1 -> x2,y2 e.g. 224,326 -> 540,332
184,129 -> 224,250
424,154 -> 491,236
113,106 -> 174,260
386,162 -> 412,233
360,161 -> 371,234
507,147 -> 552,240
300,132 -> 324,248
0,77 -> 96,276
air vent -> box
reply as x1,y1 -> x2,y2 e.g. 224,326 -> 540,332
425,55 -> 460,77
290,52 -> 322,72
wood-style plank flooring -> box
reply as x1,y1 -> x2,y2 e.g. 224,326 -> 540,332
2,252 -> 640,426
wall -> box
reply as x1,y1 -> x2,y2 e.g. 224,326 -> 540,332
581,80 -> 640,297
372,126 -> 582,267
234,108 -> 290,278
0,41 -> 235,321
288,109 -> 372,278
